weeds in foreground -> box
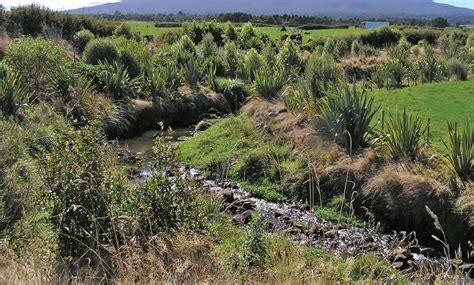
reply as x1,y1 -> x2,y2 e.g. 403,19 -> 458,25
254,65 -> 286,99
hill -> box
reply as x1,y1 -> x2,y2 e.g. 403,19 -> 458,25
69,0 -> 474,17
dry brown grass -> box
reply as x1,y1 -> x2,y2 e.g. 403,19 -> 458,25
339,51 -> 388,80
363,166 -> 451,237
456,184 -> 474,227
0,30 -> 10,60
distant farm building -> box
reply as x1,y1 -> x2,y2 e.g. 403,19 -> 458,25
362,21 -> 390,29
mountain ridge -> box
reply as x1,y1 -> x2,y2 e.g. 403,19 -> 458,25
69,0 -> 474,18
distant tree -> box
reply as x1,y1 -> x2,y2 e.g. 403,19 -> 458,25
432,17 -> 449,28
0,5 -> 5,27
7,4 -> 49,36
113,23 -> 133,39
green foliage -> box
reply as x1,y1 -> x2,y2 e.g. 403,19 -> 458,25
360,27 -> 401,48
446,58 -> 468,81
72,29 -> 95,54
83,38 -> 120,65
183,58 -> 202,88
314,207 -> 364,227
416,48 -> 444,83
277,40 -> 300,73
97,60 -> 139,101
432,17 -> 449,28
384,109 -> 428,161
40,126 -> 123,263
113,23 -> 133,39
467,33 -> 474,48
199,32 -> 218,59
239,22 -> 260,49
125,129 -> 204,242
371,65 -> 386,89
0,63 -> 28,118
254,65 -> 286,99
232,217 -> 269,269
305,54 -> 342,99
443,122 -> 473,182
320,84 -> 378,152
216,78 -> 249,113
350,253 -> 403,282
239,48 -> 264,80
384,60 -> 406,89
351,40 -> 361,56
5,37 -> 67,94
224,23 -> 238,42
119,50 -> 142,78
223,41 -> 240,77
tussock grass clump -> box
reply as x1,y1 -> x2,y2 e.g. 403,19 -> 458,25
305,53 -> 342,99
183,58 -> 202,88
254,65 -> 286,99
0,63 -> 28,118
72,29 -> 94,54
363,167 -> 450,238
446,58 -> 468,81
384,109 -> 428,161
319,84 -> 378,153
443,122 -> 473,182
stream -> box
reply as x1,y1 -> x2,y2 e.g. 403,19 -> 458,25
116,128 -> 454,275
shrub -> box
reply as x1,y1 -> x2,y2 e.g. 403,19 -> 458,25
224,23 -> 239,42
239,48 -> 264,80
360,28 -> 401,48
384,109 -> 428,161
40,126 -> 124,263
216,78 -> 249,112
72,29 -> 95,54
183,58 -> 202,88
5,37 -> 67,94
319,84 -> 378,152
446,58 -> 468,81
199,33 -> 218,59
351,40 -> 362,56
384,60 -> 405,89
305,54 -> 342,99
223,41 -> 240,77
119,50 -> 141,78
254,65 -> 286,99
416,50 -> 444,83
443,122 -> 473,182
467,33 -> 474,48
97,61 -> 139,101
239,22 -> 260,49
83,38 -> 119,65
277,40 -> 300,74
371,65 -> 386,89
0,63 -> 28,118
236,217 -> 269,269
113,23 -> 133,39
126,129 -> 204,242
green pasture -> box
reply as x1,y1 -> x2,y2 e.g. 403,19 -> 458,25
127,21 -> 182,36
371,80 -> 474,153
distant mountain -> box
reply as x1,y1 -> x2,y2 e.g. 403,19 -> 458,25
69,0 -> 474,17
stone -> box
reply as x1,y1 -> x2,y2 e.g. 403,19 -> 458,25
195,120 -> 212,132
221,188 -> 234,203
233,210 -> 253,225
242,200 -> 256,210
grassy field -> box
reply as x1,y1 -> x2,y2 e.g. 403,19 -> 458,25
126,21 -> 368,43
256,26 -> 368,43
371,80 -> 474,153
127,20 -> 182,36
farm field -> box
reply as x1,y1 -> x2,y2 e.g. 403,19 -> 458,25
127,20 -> 369,43
127,20 -> 182,36
371,80 -> 474,153
255,26 -> 369,43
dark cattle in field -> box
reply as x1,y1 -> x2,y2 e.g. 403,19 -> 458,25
290,34 -> 303,45
281,34 -> 289,41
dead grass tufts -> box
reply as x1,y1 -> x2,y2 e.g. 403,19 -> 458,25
456,184 -> 474,227
363,166 -> 451,237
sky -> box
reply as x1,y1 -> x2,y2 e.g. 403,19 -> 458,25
2,0 -> 474,11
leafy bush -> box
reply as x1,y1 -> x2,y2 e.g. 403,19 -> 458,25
216,78 -> 249,112
126,129 -> 204,242
384,109 -> 427,161
239,22 -> 260,49
371,65 -> 386,89
443,122 -> 473,182
319,85 -> 378,152
360,28 -> 401,48
83,38 -> 119,65
467,33 -> 474,48
254,65 -> 286,99
40,126 -> 124,263
351,40 -> 362,56
446,58 -> 468,81
119,50 -> 141,78
113,23 -> 133,39
5,37 -> 67,94
72,29 -> 95,54
305,54 -> 342,99
384,60 -> 405,89
0,63 -> 28,118
232,217 -> 269,269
